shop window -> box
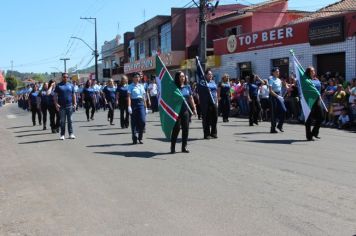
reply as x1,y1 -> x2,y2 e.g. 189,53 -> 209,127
129,39 -> 135,62
225,25 -> 242,36
149,36 -> 157,57
160,22 -> 172,54
272,58 -> 289,79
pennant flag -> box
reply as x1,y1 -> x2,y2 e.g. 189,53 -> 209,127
291,50 -> 320,122
156,56 -> 185,139
195,56 -> 215,105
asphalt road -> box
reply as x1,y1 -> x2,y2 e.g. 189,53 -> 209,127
0,104 -> 355,236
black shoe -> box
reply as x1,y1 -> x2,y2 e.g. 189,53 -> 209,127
110,123 -> 115,126
87,119 -> 90,122
210,135 -> 218,139
90,117 -> 94,120
170,148 -> 176,154
307,137 -> 314,141
249,124 -> 254,126
33,123 -> 36,126
182,148 -> 190,153
43,127 -> 46,130
132,140 -> 137,145
277,127 -> 284,132
51,129 -> 56,133
254,122 -> 258,125
138,140 -> 143,144
39,122 -> 42,126
56,128 -> 59,133
270,129 -> 278,133
313,135 -> 321,139
204,136 -> 211,140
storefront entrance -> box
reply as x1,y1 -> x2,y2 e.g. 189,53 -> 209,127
316,52 -> 345,78
238,62 -> 252,79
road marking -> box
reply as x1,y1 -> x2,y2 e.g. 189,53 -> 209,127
6,115 -> 17,119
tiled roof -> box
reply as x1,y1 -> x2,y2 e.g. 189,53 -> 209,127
291,0 -> 356,23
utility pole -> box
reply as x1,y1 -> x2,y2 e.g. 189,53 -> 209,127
199,0 -> 207,71
80,17 -> 99,82
60,58 -> 70,73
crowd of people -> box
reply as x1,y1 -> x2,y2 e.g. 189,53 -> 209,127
14,67 -> 356,152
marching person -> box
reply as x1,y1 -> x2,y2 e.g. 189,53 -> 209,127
28,84 -> 42,126
127,72 -> 148,144
148,78 -> 159,113
116,75 -> 130,128
47,80 -> 60,133
247,75 -> 265,126
171,71 -> 197,154
200,68 -> 218,139
38,82 -> 50,130
54,73 -> 76,140
304,66 -> 323,141
269,68 -> 286,133
217,73 -> 231,122
82,80 -> 96,122
103,79 -> 116,125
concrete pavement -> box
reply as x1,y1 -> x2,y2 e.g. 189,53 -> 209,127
0,104 -> 355,236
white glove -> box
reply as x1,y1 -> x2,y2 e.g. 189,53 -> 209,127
146,108 -> 149,114
128,106 -> 132,114
277,95 -> 284,102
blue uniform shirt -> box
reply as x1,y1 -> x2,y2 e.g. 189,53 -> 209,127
268,77 -> 282,93
219,82 -> 231,98
128,83 -> 145,99
207,80 -> 218,103
103,86 -> 116,102
311,79 -> 321,93
83,87 -> 95,101
54,82 -> 74,107
29,91 -> 39,105
248,83 -> 259,97
116,84 -> 128,98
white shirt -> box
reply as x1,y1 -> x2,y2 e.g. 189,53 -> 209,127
349,87 -> 356,104
148,83 -> 158,97
259,85 -> 269,99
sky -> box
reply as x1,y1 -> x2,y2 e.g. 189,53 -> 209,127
0,0 -> 338,74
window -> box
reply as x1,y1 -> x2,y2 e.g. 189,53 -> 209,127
149,36 -> 157,56
138,41 -> 145,59
225,25 -> 243,36
160,22 -> 171,54
129,39 -> 135,62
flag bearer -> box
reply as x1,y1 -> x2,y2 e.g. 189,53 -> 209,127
127,72 -> 148,144
171,71 -> 197,154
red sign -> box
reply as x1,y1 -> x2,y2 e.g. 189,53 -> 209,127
214,23 -> 309,55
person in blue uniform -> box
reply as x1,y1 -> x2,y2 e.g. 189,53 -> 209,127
38,82 -> 50,130
247,74 -> 265,126
217,73 -> 231,122
304,66 -> 323,141
54,73 -> 76,140
127,72 -> 148,144
82,80 -> 96,121
200,68 -> 218,139
28,84 -> 42,126
103,79 -> 116,125
47,80 -> 60,133
171,71 -> 197,154
116,75 -> 129,128
269,68 -> 285,133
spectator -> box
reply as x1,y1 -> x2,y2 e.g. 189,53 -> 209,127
338,108 -> 350,129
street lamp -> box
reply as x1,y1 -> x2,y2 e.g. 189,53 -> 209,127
79,17 -> 99,82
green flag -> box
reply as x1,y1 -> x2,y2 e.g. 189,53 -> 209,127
156,56 -> 185,139
292,52 -> 320,122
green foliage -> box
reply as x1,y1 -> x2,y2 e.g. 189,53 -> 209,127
5,76 -> 18,90
32,74 -> 45,83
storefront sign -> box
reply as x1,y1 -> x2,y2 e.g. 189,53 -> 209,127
309,16 -> 345,46
227,35 -> 237,53
124,51 -> 185,74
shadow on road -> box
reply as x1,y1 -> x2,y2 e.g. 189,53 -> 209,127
16,133 -> 52,138
87,143 -> 133,148
7,125 -> 34,129
99,132 -> 131,136
13,129 -> 44,133
79,124 -> 108,128
94,151 -> 169,159
147,137 -> 202,143
234,131 -> 271,135
245,139 -> 308,144
18,139 -> 59,144
88,127 -> 124,131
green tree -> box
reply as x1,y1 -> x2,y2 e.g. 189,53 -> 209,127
5,76 -> 18,91
32,74 -> 45,83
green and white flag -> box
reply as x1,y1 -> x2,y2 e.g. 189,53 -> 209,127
291,51 -> 320,122
156,56 -> 185,139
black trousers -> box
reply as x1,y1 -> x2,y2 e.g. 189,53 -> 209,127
270,95 -> 285,131
31,106 -> 42,125
107,101 -> 115,123
119,99 -> 129,128
41,105 -> 48,128
220,97 -> 230,121
249,96 -> 261,125
48,106 -> 60,130
171,108 -> 190,150
202,103 -> 218,138
150,96 -> 158,113
305,99 -> 323,140
85,100 -> 95,120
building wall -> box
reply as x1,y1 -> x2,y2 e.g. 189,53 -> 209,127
213,37 -> 356,81
171,8 -> 186,51
251,1 -> 288,32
